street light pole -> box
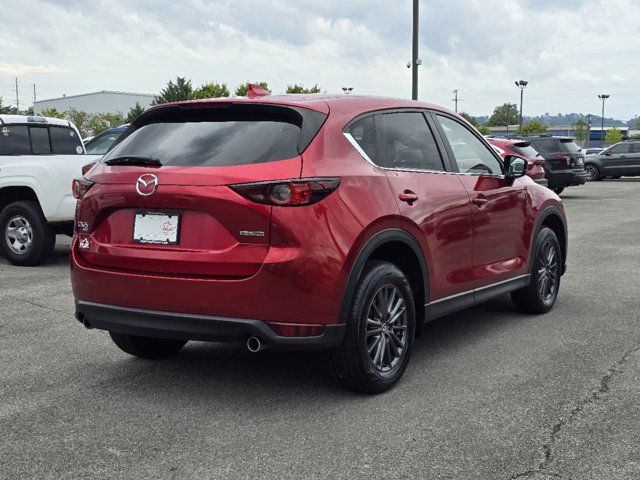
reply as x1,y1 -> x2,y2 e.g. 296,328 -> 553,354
598,94 -> 610,148
411,0 -> 419,100
515,80 -> 528,134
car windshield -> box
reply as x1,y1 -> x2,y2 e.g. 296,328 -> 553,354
103,107 -> 303,167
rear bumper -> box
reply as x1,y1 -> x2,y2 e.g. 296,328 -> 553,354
76,301 -> 345,350
546,168 -> 588,188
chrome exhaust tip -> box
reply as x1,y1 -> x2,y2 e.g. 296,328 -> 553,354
246,336 -> 263,353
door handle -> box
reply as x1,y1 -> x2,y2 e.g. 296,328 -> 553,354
472,195 -> 488,208
620,155 -> 627,158
398,191 -> 419,204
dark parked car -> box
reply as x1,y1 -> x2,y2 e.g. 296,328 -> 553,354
83,125 -> 128,155
523,136 -> 588,194
71,91 -> 567,393
584,141 -> 640,181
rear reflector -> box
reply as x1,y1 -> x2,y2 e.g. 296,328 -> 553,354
267,323 -> 326,337
230,178 -> 340,206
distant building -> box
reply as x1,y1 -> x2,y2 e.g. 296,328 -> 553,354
487,125 -> 629,147
34,90 -> 155,115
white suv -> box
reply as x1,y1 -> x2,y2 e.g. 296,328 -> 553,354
0,115 -> 101,265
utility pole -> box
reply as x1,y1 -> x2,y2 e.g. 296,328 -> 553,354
15,77 -> 19,112
586,114 -> 592,148
411,0 -> 419,100
33,84 -> 36,105
515,80 -> 528,134
598,94 -> 609,148
452,90 -> 459,113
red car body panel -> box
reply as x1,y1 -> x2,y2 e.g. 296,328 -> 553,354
488,138 -> 546,182
71,95 -> 566,342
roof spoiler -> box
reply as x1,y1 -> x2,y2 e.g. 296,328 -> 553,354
247,84 -> 270,99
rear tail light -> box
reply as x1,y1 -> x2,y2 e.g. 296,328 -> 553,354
81,162 -> 96,175
230,178 -> 340,206
555,154 -> 571,166
267,323 -> 326,337
72,178 -> 94,200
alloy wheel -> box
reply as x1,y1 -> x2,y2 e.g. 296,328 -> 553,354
585,164 -> 599,181
537,240 -> 559,304
5,215 -> 33,255
365,284 -> 408,373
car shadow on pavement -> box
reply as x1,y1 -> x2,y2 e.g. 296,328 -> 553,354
91,295 -> 525,399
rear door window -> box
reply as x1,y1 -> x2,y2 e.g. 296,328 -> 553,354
104,107 -> 304,167
377,112 -> 446,171
29,127 -> 52,154
50,126 -> 83,154
0,125 -> 31,155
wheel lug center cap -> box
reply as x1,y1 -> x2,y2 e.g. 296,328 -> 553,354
382,324 -> 388,333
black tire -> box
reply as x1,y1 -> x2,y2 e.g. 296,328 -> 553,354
553,187 -> 565,195
330,261 -> 416,394
584,163 -> 600,181
0,201 -> 55,266
109,332 -> 187,359
511,227 -> 561,314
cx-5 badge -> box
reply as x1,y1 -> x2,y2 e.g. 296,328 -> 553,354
136,174 -> 159,196
239,230 -> 265,237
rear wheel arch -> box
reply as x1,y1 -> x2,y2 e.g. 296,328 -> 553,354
339,229 -> 428,334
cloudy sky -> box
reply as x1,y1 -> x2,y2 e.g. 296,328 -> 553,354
1,0 -> 638,119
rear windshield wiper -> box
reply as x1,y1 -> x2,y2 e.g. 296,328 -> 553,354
104,155 -> 162,167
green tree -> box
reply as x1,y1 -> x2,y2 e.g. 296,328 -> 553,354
234,82 -> 270,97
66,109 -> 91,138
605,126 -> 623,145
153,77 -> 194,105
0,97 -> 11,114
573,119 -> 588,145
86,112 -> 125,137
521,121 -> 548,136
635,117 -> 640,130
193,82 -> 230,99
126,102 -> 145,123
40,107 -> 66,119
486,103 -> 519,127
286,83 -> 321,94
460,112 -> 490,135
460,112 -> 479,127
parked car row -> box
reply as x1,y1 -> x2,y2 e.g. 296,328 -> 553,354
583,141 -> 640,181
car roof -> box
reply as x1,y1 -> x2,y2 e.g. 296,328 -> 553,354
150,94 -> 455,117
0,114 -> 73,127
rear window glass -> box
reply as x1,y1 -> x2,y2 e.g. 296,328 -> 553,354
104,108 -> 302,167
559,139 -> 580,153
50,126 -> 83,154
512,144 -> 539,157
529,138 -> 561,154
0,125 -> 30,155
29,127 -> 51,154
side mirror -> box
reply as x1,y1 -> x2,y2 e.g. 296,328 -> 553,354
504,155 -> 527,183
603,151 -> 612,156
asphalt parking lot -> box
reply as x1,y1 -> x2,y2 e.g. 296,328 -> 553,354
1,179 -> 639,480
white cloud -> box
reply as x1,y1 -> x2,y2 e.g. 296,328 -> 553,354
0,0 -> 638,119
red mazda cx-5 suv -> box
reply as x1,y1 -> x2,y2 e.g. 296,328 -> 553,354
71,89 -> 567,393
487,138 -> 547,185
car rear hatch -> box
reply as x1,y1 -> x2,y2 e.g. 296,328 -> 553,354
76,102 -> 327,278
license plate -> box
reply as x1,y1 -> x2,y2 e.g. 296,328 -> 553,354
133,212 -> 180,245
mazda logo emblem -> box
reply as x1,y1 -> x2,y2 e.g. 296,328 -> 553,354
136,174 -> 158,196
